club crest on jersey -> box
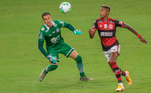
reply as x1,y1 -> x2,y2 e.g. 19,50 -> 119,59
109,24 -> 113,29
56,29 -> 59,32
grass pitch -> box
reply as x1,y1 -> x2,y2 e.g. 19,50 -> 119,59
0,0 -> 151,93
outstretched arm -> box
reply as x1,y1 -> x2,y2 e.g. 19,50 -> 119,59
89,28 -> 97,39
64,23 -> 76,31
62,22 -> 82,35
123,24 -> 148,44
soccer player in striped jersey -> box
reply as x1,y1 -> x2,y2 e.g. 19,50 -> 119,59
38,12 -> 93,82
89,5 -> 147,92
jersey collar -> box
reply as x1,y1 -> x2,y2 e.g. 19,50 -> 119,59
44,24 -> 50,30
44,21 -> 56,30
101,17 -> 111,23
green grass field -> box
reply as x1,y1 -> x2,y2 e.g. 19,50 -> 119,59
0,0 -> 151,93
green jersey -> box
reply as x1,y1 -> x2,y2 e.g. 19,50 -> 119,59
38,20 -> 76,57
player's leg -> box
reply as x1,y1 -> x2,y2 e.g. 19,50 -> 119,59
109,52 -> 125,92
108,46 -> 132,86
59,43 -> 93,81
69,50 -> 93,81
39,50 -> 59,82
109,52 -> 122,83
68,50 -> 85,76
105,45 -> 126,91
39,63 -> 58,82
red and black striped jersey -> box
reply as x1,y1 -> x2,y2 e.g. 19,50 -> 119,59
92,17 -> 124,51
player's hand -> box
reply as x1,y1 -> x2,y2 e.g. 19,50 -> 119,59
74,30 -> 82,35
89,29 -> 96,39
139,36 -> 148,44
47,56 -> 57,64
89,29 -> 93,34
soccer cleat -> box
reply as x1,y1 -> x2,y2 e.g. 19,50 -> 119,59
125,71 -> 132,85
80,76 -> 94,81
39,69 -> 46,82
115,84 -> 125,92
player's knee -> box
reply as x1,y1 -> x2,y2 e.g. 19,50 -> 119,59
109,59 -> 116,62
75,55 -> 82,63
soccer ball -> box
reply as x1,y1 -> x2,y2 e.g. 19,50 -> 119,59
59,2 -> 71,13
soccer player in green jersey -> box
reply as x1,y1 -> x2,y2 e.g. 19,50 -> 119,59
38,12 -> 93,82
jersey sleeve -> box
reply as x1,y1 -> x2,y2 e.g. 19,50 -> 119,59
114,20 -> 124,27
58,20 -> 76,32
57,20 -> 67,27
92,20 -> 98,30
38,28 -> 48,58
38,28 -> 45,41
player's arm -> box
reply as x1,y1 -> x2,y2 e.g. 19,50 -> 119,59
89,20 -> 98,39
123,23 -> 148,44
59,20 -> 82,34
38,40 -> 48,58
89,28 -> 97,39
38,31 -> 48,58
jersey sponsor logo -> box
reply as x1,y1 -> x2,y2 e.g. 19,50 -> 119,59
100,32 -> 113,37
51,35 -> 60,43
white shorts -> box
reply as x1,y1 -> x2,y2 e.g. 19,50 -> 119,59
103,45 -> 120,62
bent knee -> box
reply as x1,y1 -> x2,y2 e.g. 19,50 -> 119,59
109,59 -> 116,62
